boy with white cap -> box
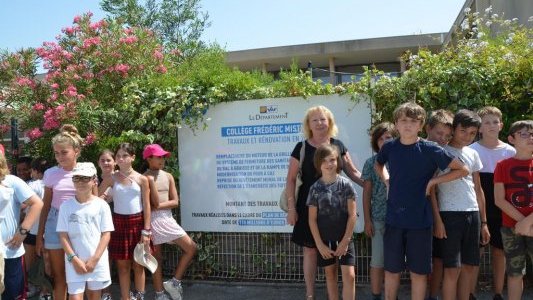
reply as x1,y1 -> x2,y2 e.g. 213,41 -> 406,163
56,162 -> 114,300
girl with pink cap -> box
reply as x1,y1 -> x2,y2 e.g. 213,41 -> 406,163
143,144 -> 197,300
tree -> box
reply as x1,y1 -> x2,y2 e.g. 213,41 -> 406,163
100,0 -> 210,57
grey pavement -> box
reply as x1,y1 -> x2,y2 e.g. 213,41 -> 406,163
105,281 -> 533,300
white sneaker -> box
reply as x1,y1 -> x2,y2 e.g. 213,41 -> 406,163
101,292 -> 112,300
163,280 -> 183,300
155,292 -> 172,300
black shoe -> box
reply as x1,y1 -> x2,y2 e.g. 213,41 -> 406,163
493,294 -> 504,300
469,293 -> 477,300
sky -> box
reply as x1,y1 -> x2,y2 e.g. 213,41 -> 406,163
0,0 -> 466,52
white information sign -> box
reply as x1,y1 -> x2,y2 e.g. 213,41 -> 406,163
178,95 -> 372,232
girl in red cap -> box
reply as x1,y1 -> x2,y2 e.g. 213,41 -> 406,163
143,144 -> 197,300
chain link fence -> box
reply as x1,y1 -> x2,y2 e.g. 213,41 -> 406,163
162,232 -> 495,285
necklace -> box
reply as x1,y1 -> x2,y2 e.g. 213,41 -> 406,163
119,169 -> 134,178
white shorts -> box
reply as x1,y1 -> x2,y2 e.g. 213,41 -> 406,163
67,280 -> 111,295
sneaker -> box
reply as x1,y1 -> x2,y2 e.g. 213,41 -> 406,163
163,279 -> 183,300
155,291 -> 172,300
129,291 -> 137,300
101,293 -> 112,300
27,283 -> 41,298
39,294 -> 52,300
493,294 -> 504,300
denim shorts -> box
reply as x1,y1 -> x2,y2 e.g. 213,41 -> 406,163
44,207 -> 62,250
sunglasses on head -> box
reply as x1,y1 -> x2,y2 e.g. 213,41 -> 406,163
72,176 -> 94,183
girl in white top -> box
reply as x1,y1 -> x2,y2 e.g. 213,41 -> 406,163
36,124 -> 97,300
57,163 -> 114,300
142,144 -> 197,300
99,143 -> 151,300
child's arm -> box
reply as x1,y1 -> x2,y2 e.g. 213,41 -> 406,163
85,231 -> 111,273
494,182 -> 525,222
430,186 -> 446,239
515,214 -> 533,237
342,152 -> 364,187
334,198 -> 357,257
59,232 -> 87,275
308,206 -> 334,259
36,187 -> 52,256
473,172 -> 490,245
426,158 -> 468,195
145,175 -> 160,210
98,178 -> 113,203
139,175 -> 151,246
374,161 -> 389,189
7,194 -> 43,249
156,172 -> 179,210
494,182 -> 528,236
362,180 -> 374,237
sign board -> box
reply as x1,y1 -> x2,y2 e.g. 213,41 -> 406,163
178,95 -> 372,232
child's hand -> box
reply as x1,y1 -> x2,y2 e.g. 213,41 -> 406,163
72,257 -> 88,275
141,235 -> 151,246
317,242 -> 334,260
515,219 -> 533,237
433,220 -> 447,239
85,256 -> 99,273
333,239 -> 349,257
480,224 -> 490,245
364,221 -> 374,237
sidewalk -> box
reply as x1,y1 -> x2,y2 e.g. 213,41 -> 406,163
106,281 -> 533,299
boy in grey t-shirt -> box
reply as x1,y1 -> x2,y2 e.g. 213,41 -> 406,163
431,110 -> 490,300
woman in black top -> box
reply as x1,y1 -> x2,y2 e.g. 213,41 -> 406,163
285,105 -> 363,299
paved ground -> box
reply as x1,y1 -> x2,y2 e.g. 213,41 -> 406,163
103,280 -> 533,300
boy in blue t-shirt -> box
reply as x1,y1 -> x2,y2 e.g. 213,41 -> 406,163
375,102 -> 469,300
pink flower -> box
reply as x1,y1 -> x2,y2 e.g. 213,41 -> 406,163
82,37 -> 101,48
90,20 -> 106,31
16,77 -> 36,88
50,92 -> 59,101
156,65 -> 167,74
55,104 -> 65,114
62,85 -> 78,97
153,50 -> 163,60
84,132 -> 96,145
63,27 -> 76,35
73,15 -> 82,23
33,103 -> 45,110
119,36 -> 138,44
43,117 -> 60,130
50,83 -> 59,89
115,64 -> 130,76
27,128 -> 43,140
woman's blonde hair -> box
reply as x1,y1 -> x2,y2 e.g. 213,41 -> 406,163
0,152 -> 9,182
51,124 -> 84,150
302,106 -> 338,139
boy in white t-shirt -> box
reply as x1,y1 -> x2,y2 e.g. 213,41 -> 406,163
431,110 -> 490,300
56,163 -> 114,300
469,106 -> 515,300
0,145 -> 43,300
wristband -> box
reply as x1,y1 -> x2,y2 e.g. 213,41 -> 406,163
481,221 -> 488,225
141,229 -> 152,236
67,253 -> 77,262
